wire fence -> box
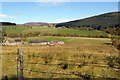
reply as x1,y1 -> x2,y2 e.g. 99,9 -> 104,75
2,48 -> 120,80
3,53 -> 119,68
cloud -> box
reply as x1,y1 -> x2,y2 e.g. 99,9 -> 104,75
36,2 -> 64,7
1,0 -> 119,2
0,14 -> 16,19
36,0 -> 68,2
54,18 -> 78,23
36,0 -> 68,7
15,11 -> 22,15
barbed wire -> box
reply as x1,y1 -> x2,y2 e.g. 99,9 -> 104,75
23,62 -> 114,69
2,53 -> 15,55
23,54 -> 85,63
3,68 -> 17,71
3,54 -> 119,70
23,68 -> 102,78
24,68 -> 78,76
3,59 -> 17,62
2,51 -> 120,79
3,53 -> 86,63
25,61 -> 84,65
3,56 -> 119,70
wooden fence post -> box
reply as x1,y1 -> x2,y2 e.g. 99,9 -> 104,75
5,76 -> 8,80
17,48 -> 24,80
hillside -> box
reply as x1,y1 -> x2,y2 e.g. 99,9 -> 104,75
2,26 -> 108,38
16,22 -> 56,27
55,12 -> 120,29
0,22 -> 16,26
23,22 -> 49,26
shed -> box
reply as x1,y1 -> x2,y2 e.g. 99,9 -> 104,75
50,40 -> 64,46
28,40 -> 50,45
14,39 -> 21,42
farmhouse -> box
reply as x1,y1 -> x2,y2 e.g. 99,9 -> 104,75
2,40 -> 15,46
28,40 -> 50,46
2,39 -> 22,46
14,39 -> 22,45
50,40 -> 64,46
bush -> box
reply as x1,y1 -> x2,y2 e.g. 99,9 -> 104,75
106,56 -> 116,68
43,53 -> 53,64
111,38 -> 120,50
59,63 -> 68,70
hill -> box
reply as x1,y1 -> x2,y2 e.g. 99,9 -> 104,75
16,22 -> 56,27
0,22 -> 16,26
23,22 -> 49,26
2,26 -> 108,38
55,12 -> 120,29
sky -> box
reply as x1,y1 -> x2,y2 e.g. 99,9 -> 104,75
0,2 -> 119,24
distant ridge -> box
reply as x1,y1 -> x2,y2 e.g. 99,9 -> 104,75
55,12 -> 120,29
23,22 -> 49,26
16,22 -> 56,27
1,12 -> 120,29
0,22 -> 16,26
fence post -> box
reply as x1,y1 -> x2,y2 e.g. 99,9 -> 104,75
5,76 -> 8,80
17,48 -> 24,80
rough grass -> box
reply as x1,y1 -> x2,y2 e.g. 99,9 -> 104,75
2,37 -> 119,79
20,36 -> 112,44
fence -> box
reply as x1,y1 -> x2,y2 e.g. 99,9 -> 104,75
2,48 -> 120,80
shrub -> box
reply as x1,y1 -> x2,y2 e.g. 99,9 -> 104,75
59,63 -> 68,70
106,56 -> 116,68
43,53 -> 53,64
111,38 -> 120,50
107,34 -> 112,38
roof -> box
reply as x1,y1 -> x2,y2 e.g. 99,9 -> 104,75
51,40 -> 62,43
14,39 -> 21,42
29,40 -> 49,43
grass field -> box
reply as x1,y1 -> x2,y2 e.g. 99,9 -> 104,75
2,36 -> 120,79
1,26 -> 120,79
2,26 -> 108,37
6,36 -> 112,45
26,36 -> 112,44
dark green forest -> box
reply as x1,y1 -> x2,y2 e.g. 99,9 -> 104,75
55,12 -> 120,35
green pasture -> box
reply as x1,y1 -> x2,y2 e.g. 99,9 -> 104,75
2,26 -> 108,37
8,36 -> 112,44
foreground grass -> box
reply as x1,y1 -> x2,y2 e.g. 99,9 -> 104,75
2,37 -> 120,79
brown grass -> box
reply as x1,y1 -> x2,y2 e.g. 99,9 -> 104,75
2,43 -> 120,79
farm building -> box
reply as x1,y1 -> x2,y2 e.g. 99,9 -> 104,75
50,40 -> 64,46
2,39 -> 22,46
2,40 -> 14,46
28,40 -> 50,46
14,39 -> 22,45
14,39 -> 21,42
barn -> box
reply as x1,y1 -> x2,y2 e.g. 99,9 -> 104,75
50,40 -> 64,46
28,40 -> 50,46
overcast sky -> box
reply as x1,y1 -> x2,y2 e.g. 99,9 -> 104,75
0,2 -> 118,24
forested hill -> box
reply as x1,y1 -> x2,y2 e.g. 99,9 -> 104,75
0,22 -> 16,26
55,12 -> 120,29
